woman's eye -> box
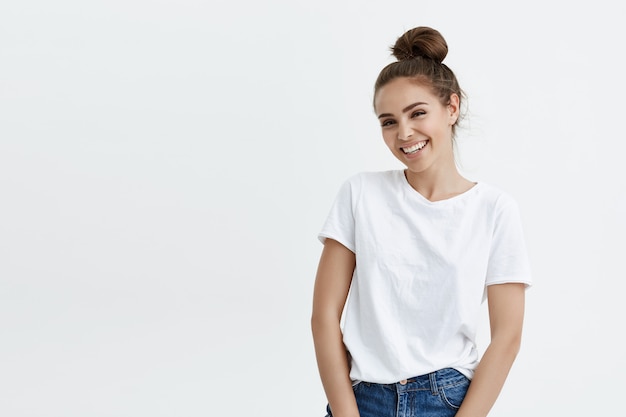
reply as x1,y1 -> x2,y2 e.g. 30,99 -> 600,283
411,111 -> 425,118
381,120 -> 395,127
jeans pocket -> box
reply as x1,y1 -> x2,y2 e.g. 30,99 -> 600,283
439,377 -> 470,409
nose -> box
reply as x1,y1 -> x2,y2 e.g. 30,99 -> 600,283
397,123 -> 413,141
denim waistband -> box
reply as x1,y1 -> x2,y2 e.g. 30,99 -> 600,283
362,368 -> 468,395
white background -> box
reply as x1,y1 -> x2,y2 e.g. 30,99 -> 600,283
1,1 -> 625,416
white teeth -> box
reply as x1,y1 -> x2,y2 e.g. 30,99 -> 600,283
402,141 -> 428,154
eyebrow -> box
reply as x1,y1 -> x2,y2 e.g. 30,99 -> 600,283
377,102 -> 428,119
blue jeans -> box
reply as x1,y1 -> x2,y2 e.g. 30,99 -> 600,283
326,368 -> 470,417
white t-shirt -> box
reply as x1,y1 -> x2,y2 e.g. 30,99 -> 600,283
318,170 -> 532,384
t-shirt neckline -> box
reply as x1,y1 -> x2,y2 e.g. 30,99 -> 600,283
398,170 -> 480,205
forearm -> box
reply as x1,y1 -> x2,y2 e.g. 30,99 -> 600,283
311,315 -> 359,417
455,337 -> 520,417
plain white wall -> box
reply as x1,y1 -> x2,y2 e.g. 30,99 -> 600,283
1,1 -> 625,416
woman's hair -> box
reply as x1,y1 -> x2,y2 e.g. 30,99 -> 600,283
374,27 -> 465,135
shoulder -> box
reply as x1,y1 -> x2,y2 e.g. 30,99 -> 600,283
474,182 -> 519,210
332,170 -> 403,208
473,183 -> 525,229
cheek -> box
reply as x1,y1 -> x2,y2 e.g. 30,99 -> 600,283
426,121 -> 451,142
381,131 -> 396,148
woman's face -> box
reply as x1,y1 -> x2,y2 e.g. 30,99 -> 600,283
374,77 -> 459,176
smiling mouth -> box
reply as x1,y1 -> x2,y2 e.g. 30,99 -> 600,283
401,140 -> 429,154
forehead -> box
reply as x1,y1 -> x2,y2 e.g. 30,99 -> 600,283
374,78 -> 438,112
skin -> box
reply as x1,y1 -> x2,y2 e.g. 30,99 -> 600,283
375,77 -> 474,201
311,76 -> 526,417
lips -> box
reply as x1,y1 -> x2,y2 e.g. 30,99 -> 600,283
401,140 -> 429,154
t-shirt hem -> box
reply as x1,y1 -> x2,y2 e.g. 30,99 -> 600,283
452,366 -> 475,380
486,278 -> 533,288
317,232 -> 355,253
350,366 -> 475,385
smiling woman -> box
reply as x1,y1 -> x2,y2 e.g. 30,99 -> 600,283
311,26 -> 532,417
375,80 -> 465,196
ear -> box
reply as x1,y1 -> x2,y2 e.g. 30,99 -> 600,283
447,93 -> 460,125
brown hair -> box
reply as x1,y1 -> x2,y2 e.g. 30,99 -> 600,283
374,27 -> 465,136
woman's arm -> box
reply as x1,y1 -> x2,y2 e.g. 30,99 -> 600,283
455,283 -> 526,417
311,238 -> 359,417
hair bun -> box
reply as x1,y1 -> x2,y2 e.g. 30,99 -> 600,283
391,26 -> 448,63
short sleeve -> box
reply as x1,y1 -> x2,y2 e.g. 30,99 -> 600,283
486,195 -> 533,287
317,176 -> 359,253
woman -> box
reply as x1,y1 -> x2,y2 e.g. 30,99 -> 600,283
311,27 -> 532,417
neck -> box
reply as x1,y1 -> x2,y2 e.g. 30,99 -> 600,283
404,164 -> 474,202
